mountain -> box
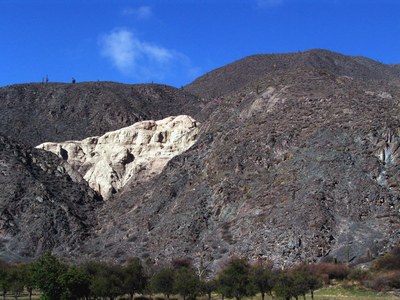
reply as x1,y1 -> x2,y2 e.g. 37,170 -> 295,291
1,49 -> 400,274
0,82 -> 201,147
184,49 -> 400,99
80,68 -> 400,273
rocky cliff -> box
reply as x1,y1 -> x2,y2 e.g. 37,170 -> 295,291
0,135 -> 102,261
37,115 -> 200,200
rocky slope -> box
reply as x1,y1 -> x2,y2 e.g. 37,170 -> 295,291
37,115 -> 200,200
184,49 -> 400,99
80,69 -> 400,274
0,135 -> 102,262
0,82 -> 202,147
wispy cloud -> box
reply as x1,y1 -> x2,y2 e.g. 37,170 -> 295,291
122,6 -> 153,19
99,28 -> 198,82
256,0 -> 284,8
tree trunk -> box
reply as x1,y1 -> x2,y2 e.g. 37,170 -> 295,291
130,292 -> 134,300
311,290 -> 314,300
261,292 -> 265,300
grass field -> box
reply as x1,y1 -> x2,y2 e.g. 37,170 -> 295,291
4,285 -> 399,300
311,286 -> 399,299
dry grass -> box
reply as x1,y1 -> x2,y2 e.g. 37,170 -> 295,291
140,287 -> 400,300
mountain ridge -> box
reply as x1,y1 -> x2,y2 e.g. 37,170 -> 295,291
184,49 -> 400,99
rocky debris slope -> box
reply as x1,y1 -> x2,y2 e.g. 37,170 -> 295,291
0,82 -> 202,147
37,115 -> 200,200
184,49 -> 400,99
0,135 -> 102,262
81,69 -> 400,275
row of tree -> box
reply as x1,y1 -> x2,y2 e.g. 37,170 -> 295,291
0,251 -> 328,300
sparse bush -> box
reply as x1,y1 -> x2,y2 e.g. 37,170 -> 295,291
348,268 -> 370,283
320,273 -> 330,285
352,256 -> 371,266
364,271 -> 400,292
171,258 -> 192,270
372,246 -> 400,271
310,262 -> 350,281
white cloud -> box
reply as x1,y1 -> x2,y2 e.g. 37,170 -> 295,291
256,0 -> 284,8
122,6 -> 153,19
99,28 -> 195,82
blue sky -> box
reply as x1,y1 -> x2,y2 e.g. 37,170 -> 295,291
1,0 -> 399,88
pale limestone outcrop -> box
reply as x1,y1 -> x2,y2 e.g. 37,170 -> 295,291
37,115 -> 200,199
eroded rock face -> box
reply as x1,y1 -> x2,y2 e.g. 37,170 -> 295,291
37,115 -> 200,199
0,135 -> 102,261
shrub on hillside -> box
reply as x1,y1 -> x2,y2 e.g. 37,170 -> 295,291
364,271 -> 400,292
347,268 -> 370,283
171,258 -> 192,270
310,263 -> 350,281
372,246 -> 400,271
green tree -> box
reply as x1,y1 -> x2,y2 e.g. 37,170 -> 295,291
217,258 -> 256,300
202,278 -> 217,300
300,265 -> 322,300
122,257 -> 148,300
173,267 -> 201,300
290,269 -> 309,300
0,261 -> 12,300
84,261 -> 123,300
250,261 -> 275,300
31,250 -> 68,300
19,263 -> 36,300
9,267 -> 25,300
289,264 -> 323,300
60,265 -> 91,300
143,260 -> 157,300
151,267 -> 175,300
273,272 -> 296,300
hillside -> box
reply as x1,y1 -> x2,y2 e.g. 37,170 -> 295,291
184,49 -> 400,98
80,68 -> 400,274
0,49 -> 400,274
0,135 -> 102,262
0,82 -> 201,147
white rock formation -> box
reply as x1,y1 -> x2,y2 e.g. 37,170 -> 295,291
37,115 -> 200,199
